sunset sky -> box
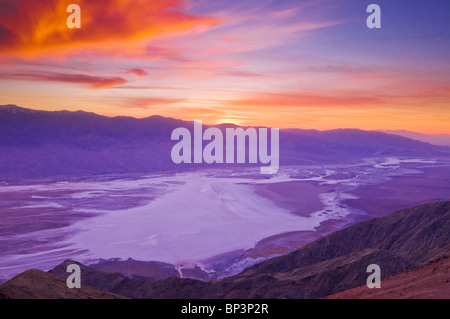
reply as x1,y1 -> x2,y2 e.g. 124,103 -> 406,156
0,0 -> 449,133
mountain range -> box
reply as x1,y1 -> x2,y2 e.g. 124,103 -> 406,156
380,130 -> 450,147
1,105 -> 449,180
1,201 -> 448,299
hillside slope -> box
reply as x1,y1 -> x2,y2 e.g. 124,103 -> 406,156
0,269 -> 127,299
327,255 -> 450,299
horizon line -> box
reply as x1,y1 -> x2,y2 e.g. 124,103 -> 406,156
1,104 -> 450,136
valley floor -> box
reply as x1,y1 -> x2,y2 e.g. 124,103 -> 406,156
0,157 -> 449,283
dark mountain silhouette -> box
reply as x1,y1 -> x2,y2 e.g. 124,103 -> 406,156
3,201 -> 445,299
1,105 -> 448,180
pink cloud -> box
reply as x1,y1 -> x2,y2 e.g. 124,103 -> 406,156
0,72 -> 128,89
126,69 -> 149,77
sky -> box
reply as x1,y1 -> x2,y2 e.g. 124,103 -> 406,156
0,0 -> 449,133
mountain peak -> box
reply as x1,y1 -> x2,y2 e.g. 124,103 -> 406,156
0,104 -> 35,114
0,105 -> 47,118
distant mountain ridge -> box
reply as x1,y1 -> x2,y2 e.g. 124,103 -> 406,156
380,130 -> 450,147
1,105 -> 449,180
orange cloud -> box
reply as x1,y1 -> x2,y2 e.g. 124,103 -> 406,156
0,0 -> 219,57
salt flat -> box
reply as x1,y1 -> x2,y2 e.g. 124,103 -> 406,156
67,172 -> 326,265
